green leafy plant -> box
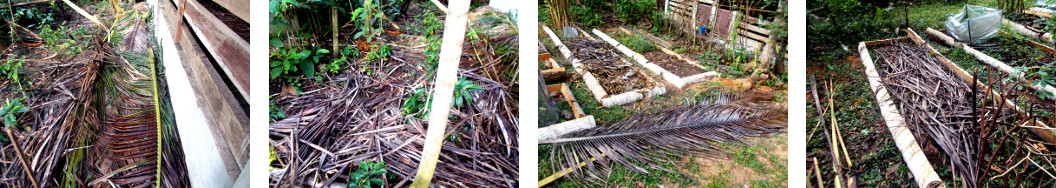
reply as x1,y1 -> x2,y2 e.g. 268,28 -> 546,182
350,0 -> 385,42
1,57 -> 25,85
348,161 -> 387,188
365,45 -> 391,61
1024,64 -> 1056,98
0,97 -> 29,129
269,103 -> 286,122
0,98 -> 29,142
328,46 -> 360,74
452,77 -> 483,108
402,77 -> 482,119
614,0 -> 654,23
270,40 -> 330,79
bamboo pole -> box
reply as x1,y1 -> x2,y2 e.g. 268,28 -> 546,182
812,157 -> 823,187
410,0 -> 471,187
828,80 -> 852,167
62,0 -> 109,33
429,0 -> 449,14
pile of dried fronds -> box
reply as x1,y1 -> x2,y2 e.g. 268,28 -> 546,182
875,43 -> 1056,187
0,2 -> 188,187
565,38 -> 653,94
543,91 -> 786,185
270,30 -> 519,187
875,43 -> 983,186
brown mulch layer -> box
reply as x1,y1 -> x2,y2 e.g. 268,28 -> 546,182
566,38 -> 654,94
269,33 -> 519,187
874,43 -> 984,186
644,51 -> 704,77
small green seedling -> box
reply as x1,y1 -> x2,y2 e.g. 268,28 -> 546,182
349,161 -> 387,188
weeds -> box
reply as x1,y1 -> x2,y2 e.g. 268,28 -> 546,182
0,98 -> 28,142
348,161 -> 387,188
269,41 -> 329,79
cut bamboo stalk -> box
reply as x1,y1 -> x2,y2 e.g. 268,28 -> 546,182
916,28 -> 1056,144
925,27 -> 1056,105
813,157 -> 823,187
62,0 -> 109,33
828,80 -> 852,167
410,0 -> 471,187
858,35 -> 945,187
429,0 -> 449,14
538,154 -> 601,187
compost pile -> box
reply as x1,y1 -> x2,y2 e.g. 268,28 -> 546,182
270,35 -> 519,187
0,3 -> 189,187
643,51 -> 704,77
874,43 -> 984,186
565,38 -> 653,94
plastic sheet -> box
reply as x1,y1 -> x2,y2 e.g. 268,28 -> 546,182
945,5 -> 1002,44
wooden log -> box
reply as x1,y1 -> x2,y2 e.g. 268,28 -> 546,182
170,0 -> 250,99
858,39 -> 945,187
541,68 -> 570,82
538,116 -> 595,141
1004,18 -> 1054,45
411,0 -> 470,186
546,83 -> 586,118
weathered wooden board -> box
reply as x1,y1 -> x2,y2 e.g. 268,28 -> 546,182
159,0 -> 248,184
170,0 -> 250,99
210,0 -> 249,22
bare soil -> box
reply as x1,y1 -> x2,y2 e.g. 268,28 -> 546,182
644,51 -> 704,77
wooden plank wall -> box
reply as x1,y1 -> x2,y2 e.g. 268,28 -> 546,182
158,0 -> 249,185
211,0 -> 249,22
665,0 -> 697,34
171,0 -> 250,99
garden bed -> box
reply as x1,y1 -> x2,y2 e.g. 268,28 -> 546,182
925,28 -> 1056,122
593,28 -> 720,88
859,28 -> 1056,187
542,25 -> 665,107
